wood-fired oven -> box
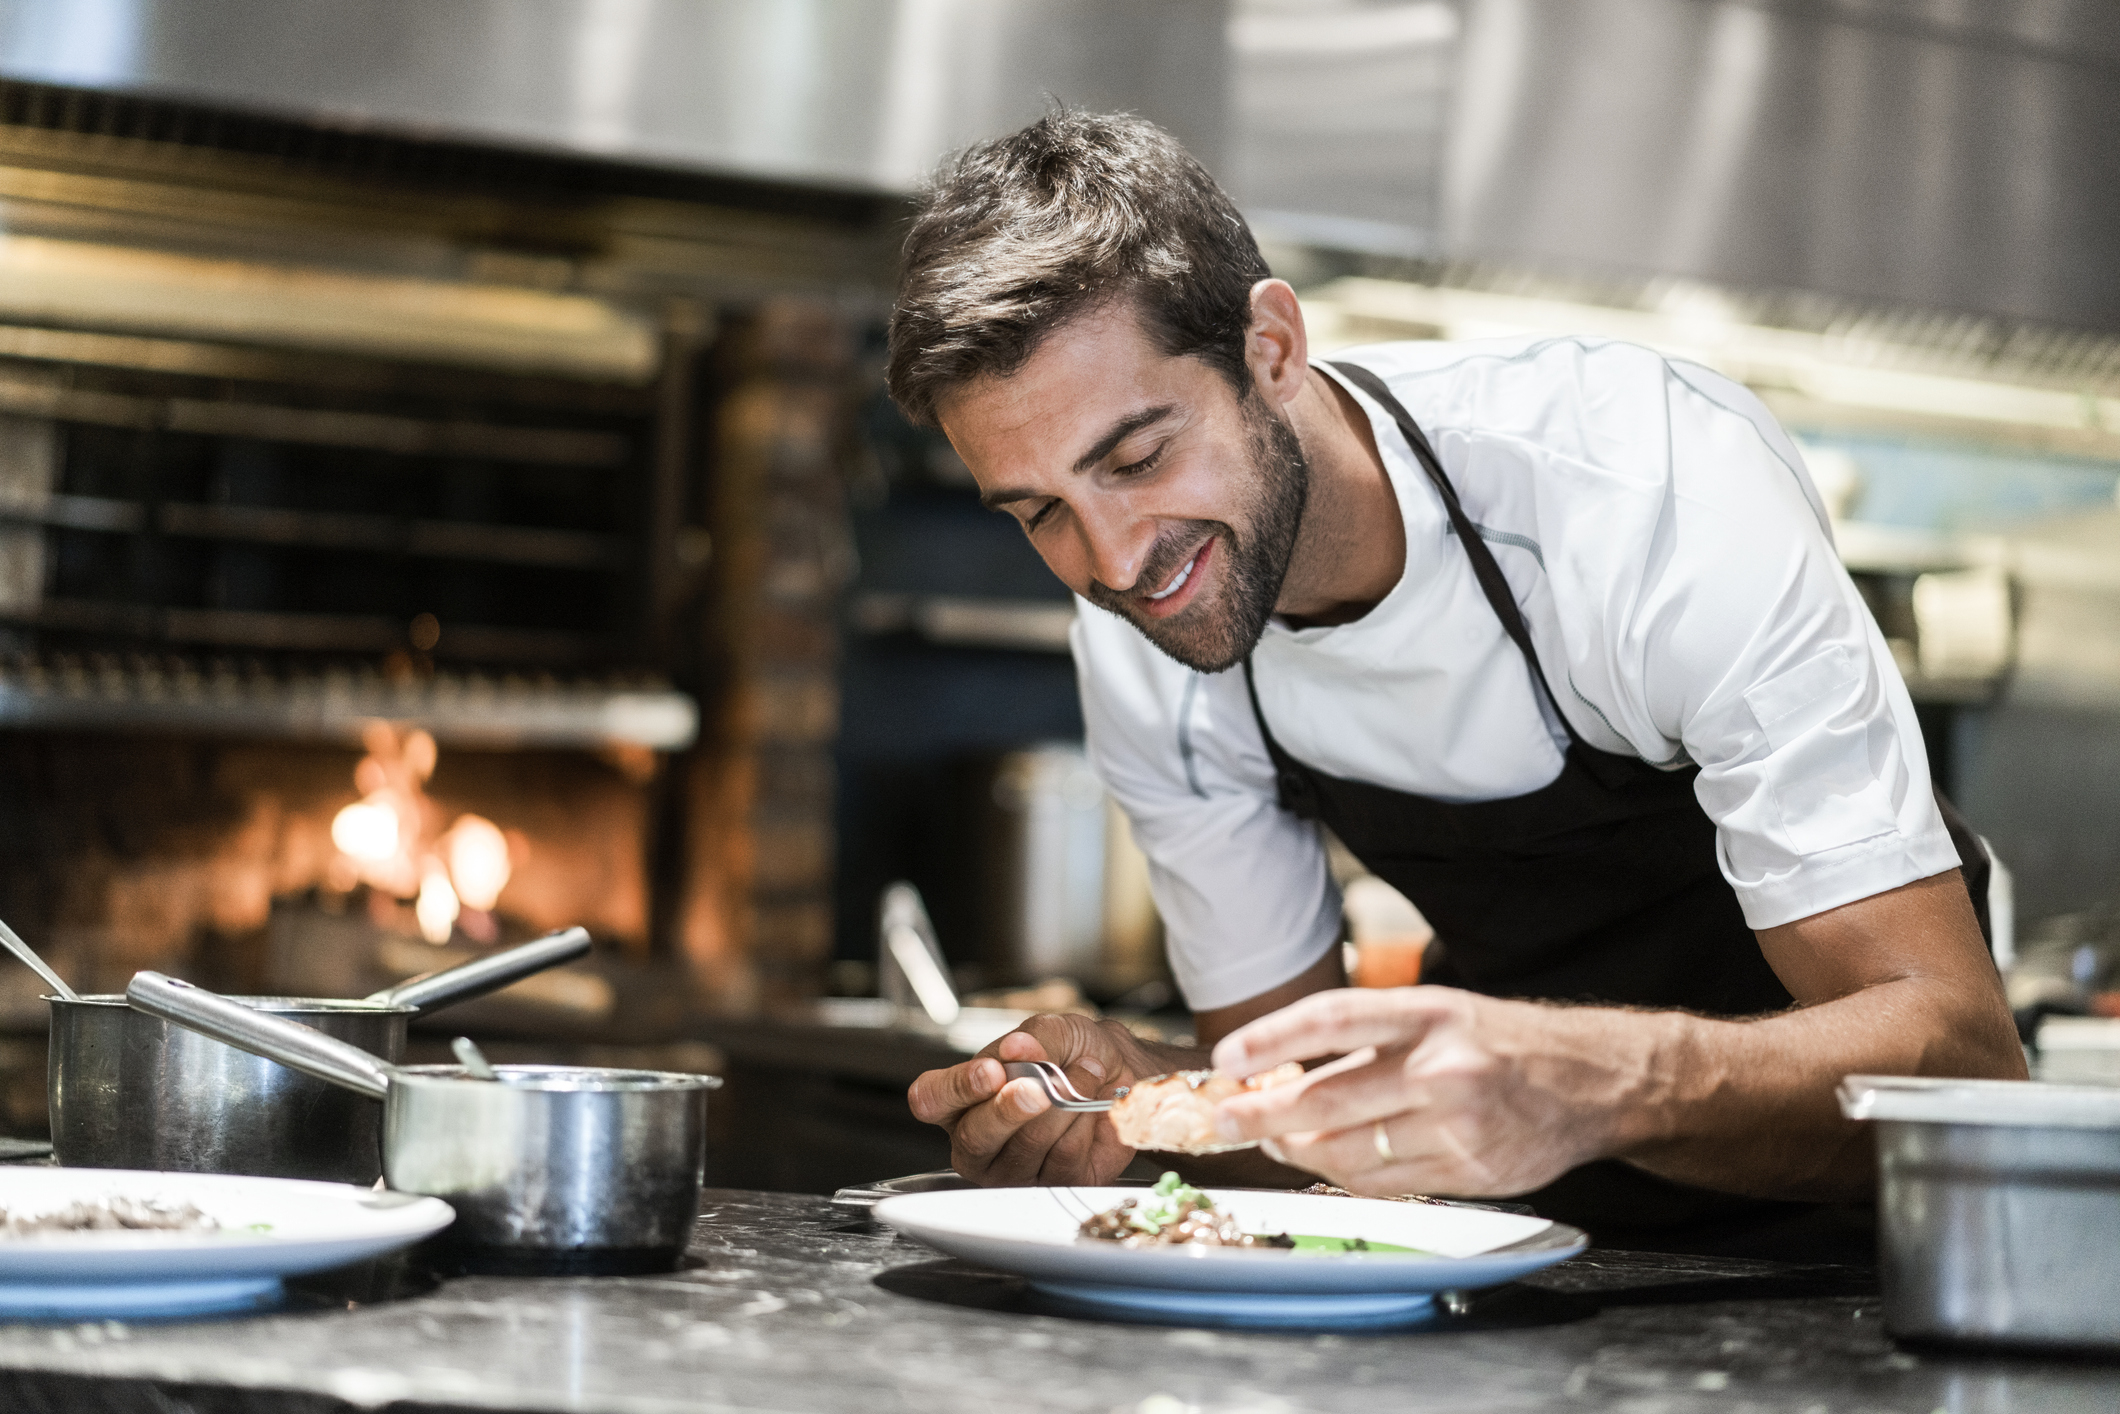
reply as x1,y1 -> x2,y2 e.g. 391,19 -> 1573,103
0,79 -> 896,1135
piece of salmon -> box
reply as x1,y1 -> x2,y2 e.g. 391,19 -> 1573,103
1108,1063 -> 1305,1154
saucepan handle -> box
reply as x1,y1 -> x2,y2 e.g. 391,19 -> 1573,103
126,971 -> 393,1101
362,926 -> 592,1016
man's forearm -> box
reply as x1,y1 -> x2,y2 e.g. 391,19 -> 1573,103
1606,974 -> 2025,1200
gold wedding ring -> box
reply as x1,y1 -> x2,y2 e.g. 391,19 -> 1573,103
1372,1118 -> 1396,1166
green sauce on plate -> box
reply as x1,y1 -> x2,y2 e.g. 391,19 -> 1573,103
1284,1234 -> 1426,1255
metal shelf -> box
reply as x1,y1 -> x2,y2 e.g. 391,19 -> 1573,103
0,653 -> 697,749
0,368 -> 631,466
0,493 -> 626,570
5,600 -> 606,664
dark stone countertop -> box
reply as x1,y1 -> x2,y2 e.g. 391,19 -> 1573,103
0,1188 -> 2114,1414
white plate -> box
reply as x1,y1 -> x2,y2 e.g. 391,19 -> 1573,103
875,1186 -> 1587,1311
0,1169 -> 454,1318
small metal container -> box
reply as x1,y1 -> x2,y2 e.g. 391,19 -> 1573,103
50,996 -> 410,1182
385,1064 -> 710,1273
48,928 -> 591,1184
128,971 -> 718,1275
1840,1074 -> 2120,1350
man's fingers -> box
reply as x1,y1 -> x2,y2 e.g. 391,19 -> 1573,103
1214,1051 -> 1421,1144
910,1018 -> 1075,1129
994,1028 -> 1056,1063
951,1077 -> 1053,1156
1271,1115 -> 1499,1195
1210,986 -> 1461,1074
1035,1109 -> 1103,1184
972,1089 -> 1097,1186
916,1013 -> 1141,1187
1003,1015 -> 1113,1085
908,1055 -> 1008,1126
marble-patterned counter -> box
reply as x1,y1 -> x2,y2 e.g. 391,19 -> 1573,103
0,1189 -> 2112,1413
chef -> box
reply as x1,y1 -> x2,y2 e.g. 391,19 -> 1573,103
894,110 -> 2024,1229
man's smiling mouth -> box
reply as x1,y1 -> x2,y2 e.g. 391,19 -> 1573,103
1146,548 -> 1202,602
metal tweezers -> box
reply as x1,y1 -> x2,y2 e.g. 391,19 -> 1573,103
1002,1060 -> 1120,1112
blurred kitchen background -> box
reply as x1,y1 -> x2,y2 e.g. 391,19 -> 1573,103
0,0 -> 2114,1181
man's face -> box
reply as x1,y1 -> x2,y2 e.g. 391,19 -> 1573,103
937,302 -> 1308,673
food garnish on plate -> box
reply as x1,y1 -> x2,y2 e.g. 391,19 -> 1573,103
1077,1172 -> 1291,1249
1076,1172 -> 1425,1255
1108,1062 -> 1305,1154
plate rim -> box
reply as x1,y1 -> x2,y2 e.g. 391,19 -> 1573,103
874,1184 -> 1589,1294
0,1167 -> 455,1280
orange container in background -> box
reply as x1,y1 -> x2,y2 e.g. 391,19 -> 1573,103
1353,935 -> 1427,989
1342,876 -> 1433,989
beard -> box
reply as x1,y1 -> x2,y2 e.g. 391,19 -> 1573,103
1084,390 -> 1309,674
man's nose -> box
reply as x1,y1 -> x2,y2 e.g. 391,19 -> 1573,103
1077,503 -> 1155,595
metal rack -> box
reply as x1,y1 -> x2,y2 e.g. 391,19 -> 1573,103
0,652 -> 697,750
0,325 -> 663,669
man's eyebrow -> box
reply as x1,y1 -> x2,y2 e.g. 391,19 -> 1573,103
977,403 -> 1180,511
1071,404 -> 1178,475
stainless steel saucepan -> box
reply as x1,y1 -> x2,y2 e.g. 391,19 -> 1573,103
128,971 -> 717,1275
49,928 -> 592,1183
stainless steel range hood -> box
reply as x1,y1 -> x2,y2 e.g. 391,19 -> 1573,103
0,0 -> 1229,193
5,0 -> 2115,337
1236,0 -> 2120,335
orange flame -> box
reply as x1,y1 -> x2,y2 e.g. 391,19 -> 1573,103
328,724 -> 512,944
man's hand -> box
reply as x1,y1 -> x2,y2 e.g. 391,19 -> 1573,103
1207,988 -> 1633,1197
906,951 -> 1352,1188
908,1014 -> 1171,1186
1203,870 -> 2024,1202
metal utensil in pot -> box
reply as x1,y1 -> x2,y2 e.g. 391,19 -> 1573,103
1840,1073 -> 2120,1350
0,912 -> 76,1002
128,971 -> 717,1275
50,927 -> 592,1183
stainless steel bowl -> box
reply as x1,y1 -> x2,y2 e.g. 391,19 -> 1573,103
1841,1074 -> 2120,1350
49,928 -> 591,1184
386,1064 -> 710,1273
127,971 -> 719,1275
50,995 -> 410,1181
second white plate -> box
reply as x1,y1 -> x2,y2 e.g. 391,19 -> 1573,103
0,1168 -> 455,1318
875,1186 -> 1585,1296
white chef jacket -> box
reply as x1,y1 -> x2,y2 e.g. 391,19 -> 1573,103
1073,336 -> 1958,1012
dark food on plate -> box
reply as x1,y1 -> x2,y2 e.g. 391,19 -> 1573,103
1108,1062 -> 1305,1154
1078,1173 -> 1432,1255
0,1196 -> 216,1236
1077,1172 -> 1294,1249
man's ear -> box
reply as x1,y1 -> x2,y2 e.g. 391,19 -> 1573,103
1245,279 -> 1309,411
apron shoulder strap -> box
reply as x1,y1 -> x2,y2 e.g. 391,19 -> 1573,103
1241,656 -> 1320,819
1325,359 -> 1590,758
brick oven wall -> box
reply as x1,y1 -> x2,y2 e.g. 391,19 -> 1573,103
680,302 -> 857,1012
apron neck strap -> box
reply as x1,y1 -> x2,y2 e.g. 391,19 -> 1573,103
1324,359 -> 1588,757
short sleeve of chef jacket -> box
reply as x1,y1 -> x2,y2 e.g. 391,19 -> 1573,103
1072,335 -> 1959,1013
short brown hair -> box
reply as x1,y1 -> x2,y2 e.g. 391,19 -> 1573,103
886,109 -> 1270,428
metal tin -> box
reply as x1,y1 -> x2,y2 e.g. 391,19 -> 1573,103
51,928 -> 592,1184
1841,1075 -> 2120,1350
49,995 -> 409,1181
384,1065 -> 710,1273
127,971 -> 719,1274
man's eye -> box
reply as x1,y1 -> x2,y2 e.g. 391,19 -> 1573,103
1026,500 -> 1060,531
1113,444 -> 1167,478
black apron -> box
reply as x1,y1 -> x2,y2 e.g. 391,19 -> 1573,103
1241,359 -> 1992,1233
